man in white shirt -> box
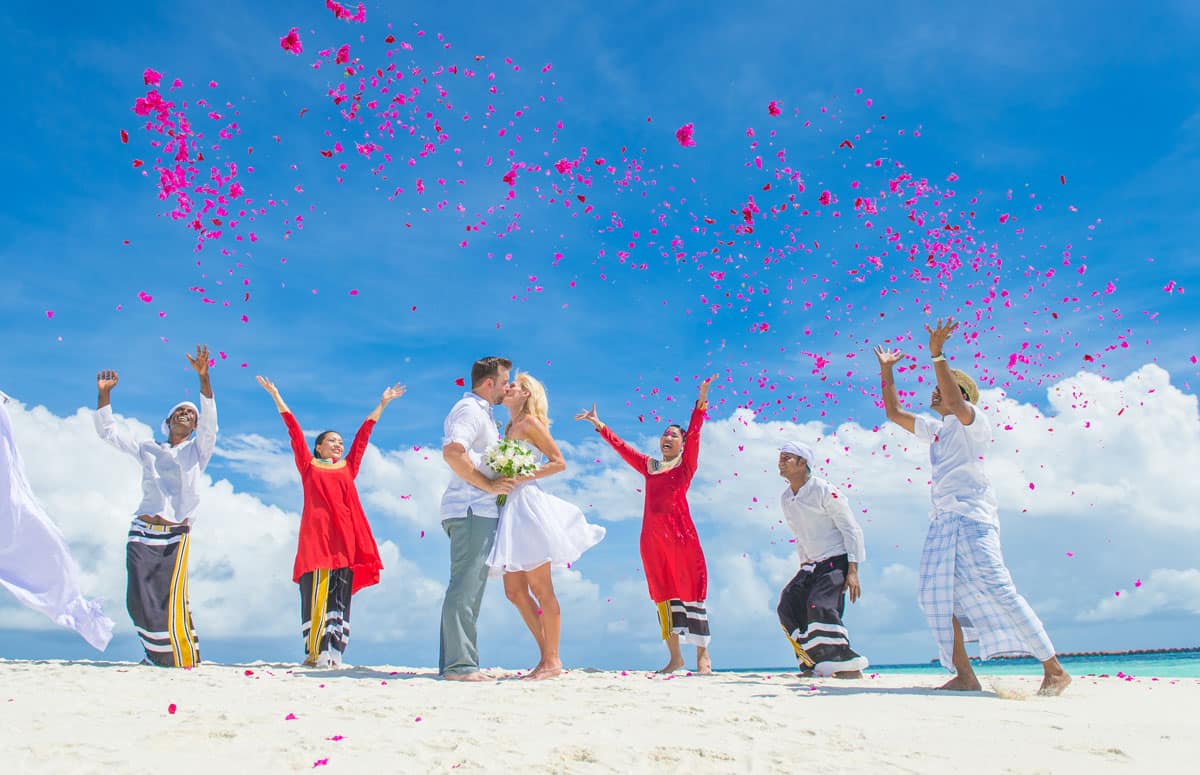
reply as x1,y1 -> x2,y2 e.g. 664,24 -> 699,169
875,318 -> 1070,696
94,345 -> 217,667
776,441 -> 868,677
439,356 -> 516,681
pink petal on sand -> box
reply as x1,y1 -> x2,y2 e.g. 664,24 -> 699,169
286,713 -> 298,720
313,760 -> 328,768
167,703 -> 177,715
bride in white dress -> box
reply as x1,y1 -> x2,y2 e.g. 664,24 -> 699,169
486,373 -> 605,679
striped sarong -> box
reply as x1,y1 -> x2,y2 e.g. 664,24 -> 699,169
126,518 -> 199,667
657,598 -> 710,647
919,511 -> 1055,671
777,554 -> 868,676
300,568 -> 353,667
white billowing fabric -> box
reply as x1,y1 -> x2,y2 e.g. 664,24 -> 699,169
912,404 -> 999,527
487,479 -> 605,575
440,392 -> 501,520
0,395 -> 114,650
779,477 -> 866,564
93,394 -> 217,524
160,401 -> 199,435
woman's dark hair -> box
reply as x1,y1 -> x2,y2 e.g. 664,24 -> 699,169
665,423 -> 688,438
314,430 -> 339,458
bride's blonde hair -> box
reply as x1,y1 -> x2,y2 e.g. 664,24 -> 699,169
514,372 -> 551,426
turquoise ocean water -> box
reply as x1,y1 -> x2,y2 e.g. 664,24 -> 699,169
727,651 -> 1200,679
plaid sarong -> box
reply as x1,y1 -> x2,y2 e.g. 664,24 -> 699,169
919,512 -> 1054,671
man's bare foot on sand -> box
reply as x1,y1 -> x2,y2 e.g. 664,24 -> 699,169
833,670 -> 863,679
657,658 -> 685,674
696,652 -> 713,675
1038,670 -> 1071,697
937,674 -> 983,691
443,671 -> 493,682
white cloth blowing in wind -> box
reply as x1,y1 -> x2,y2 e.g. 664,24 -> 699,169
0,391 -> 114,650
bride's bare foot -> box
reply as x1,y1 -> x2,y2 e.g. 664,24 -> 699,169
657,658 -> 685,674
937,675 -> 982,691
528,658 -> 563,680
1038,670 -> 1071,697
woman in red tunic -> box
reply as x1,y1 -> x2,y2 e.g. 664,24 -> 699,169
256,376 -> 404,667
575,375 -> 717,674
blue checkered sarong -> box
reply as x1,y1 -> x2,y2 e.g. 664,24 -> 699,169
918,512 -> 1054,672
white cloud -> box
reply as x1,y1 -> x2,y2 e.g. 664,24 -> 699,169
1078,568 -> 1200,623
3,363 -> 1199,667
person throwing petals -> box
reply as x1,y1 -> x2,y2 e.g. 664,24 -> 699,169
94,345 -> 216,667
576,374 -> 718,674
486,373 -> 605,680
257,376 -> 400,668
875,318 -> 1070,696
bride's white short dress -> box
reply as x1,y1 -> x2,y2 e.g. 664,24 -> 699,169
487,481 -> 605,574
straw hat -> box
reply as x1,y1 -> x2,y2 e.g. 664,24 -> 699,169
950,369 -> 979,404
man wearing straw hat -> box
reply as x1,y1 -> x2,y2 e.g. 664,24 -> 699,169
874,318 -> 1070,696
93,345 -> 217,667
776,440 -> 868,677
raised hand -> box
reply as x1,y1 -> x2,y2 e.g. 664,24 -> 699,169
255,375 -> 279,395
574,404 -> 603,429
185,344 -> 211,377
381,383 -> 407,405
925,317 -> 959,357
97,370 -> 120,393
873,345 -> 906,369
697,373 -> 719,404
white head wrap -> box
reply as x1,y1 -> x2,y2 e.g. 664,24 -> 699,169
779,441 -> 815,469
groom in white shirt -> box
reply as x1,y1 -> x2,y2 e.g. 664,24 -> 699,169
439,356 -> 516,681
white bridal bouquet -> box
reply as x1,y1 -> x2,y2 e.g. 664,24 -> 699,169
484,439 -> 538,506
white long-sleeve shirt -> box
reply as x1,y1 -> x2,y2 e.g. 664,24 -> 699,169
912,404 -> 999,527
779,476 -> 866,565
93,395 -> 218,524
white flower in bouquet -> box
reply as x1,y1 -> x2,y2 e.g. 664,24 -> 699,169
483,439 -> 538,505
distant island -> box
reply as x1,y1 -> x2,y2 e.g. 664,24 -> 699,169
931,646 -> 1200,663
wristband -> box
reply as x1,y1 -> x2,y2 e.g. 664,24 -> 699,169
931,354 -> 946,363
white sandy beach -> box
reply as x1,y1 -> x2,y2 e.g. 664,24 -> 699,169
1,660 -> 1196,773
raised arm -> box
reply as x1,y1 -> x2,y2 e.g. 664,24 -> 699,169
256,375 -> 291,414
874,345 -> 917,434
366,383 -> 406,423
681,374 -> 717,474
514,416 -> 566,482
185,344 -> 214,400
257,376 -> 307,469
926,318 -> 975,426
93,370 -> 140,456
187,346 -> 218,466
577,404 -> 649,472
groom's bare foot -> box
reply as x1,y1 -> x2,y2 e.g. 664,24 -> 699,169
657,658 -> 685,674
937,675 -> 982,691
442,671 -> 493,682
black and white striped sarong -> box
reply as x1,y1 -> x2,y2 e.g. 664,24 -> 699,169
777,554 -> 867,676
657,598 -> 710,647
300,568 -> 353,667
126,518 -> 199,667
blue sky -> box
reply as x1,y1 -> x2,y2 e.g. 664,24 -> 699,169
2,1 -> 1199,670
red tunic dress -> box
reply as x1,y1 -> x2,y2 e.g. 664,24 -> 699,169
283,412 -> 383,595
599,404 -> 708,603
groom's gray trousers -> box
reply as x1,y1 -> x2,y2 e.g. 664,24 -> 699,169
439,509 -> 498,675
